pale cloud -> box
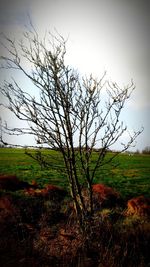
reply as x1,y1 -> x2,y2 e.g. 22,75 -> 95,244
29,0 -> 150,113
0,0 -> 30,28
0,0 -> 149,150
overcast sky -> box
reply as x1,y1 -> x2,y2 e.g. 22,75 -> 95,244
0,0 -> 149,151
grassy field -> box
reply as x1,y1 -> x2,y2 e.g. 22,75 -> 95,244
0,147 -> 150,199
0,147 -> 150,267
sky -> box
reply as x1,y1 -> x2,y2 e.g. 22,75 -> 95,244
0,0 -> 149,151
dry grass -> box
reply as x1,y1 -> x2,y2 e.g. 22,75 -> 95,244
0,189 -> 150,267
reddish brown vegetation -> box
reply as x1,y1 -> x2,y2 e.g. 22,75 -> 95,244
0,174 -> 66,201
92,184 -> 122,208
0,178 -> 150,266
0,195 -> 18,220
34,224 -> 83,265
25,184 -> 66,200
127,196 -> 150,216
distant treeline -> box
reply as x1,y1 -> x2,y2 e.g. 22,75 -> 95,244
1,144 -> 150,154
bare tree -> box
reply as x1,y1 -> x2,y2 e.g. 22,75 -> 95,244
0,29 -> 143,227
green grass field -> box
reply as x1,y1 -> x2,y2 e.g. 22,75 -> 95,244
0,147 -> 150,199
